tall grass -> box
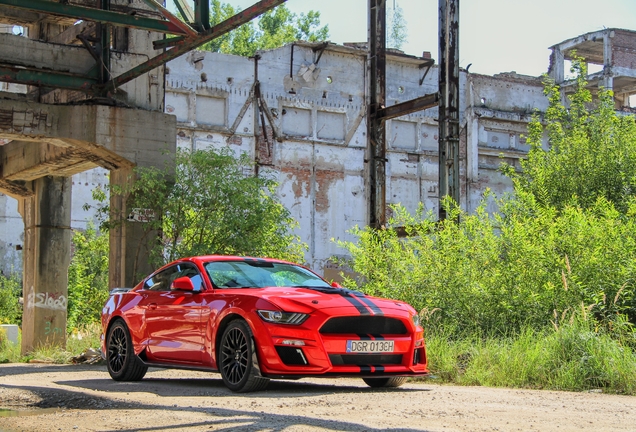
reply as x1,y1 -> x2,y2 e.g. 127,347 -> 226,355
426,321 -> 636,394
0,323 -> 102,364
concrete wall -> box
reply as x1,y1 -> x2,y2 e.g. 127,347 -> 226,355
0,42 -> 551,276
161,43 -> 548,273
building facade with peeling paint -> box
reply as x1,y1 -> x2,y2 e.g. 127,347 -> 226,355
161,42 -> 548,278
3,29 -> 635,279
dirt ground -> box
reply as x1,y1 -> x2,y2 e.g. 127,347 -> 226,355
1,363 -> 635,432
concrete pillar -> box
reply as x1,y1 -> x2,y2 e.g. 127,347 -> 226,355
109,167 -> 159,289
549,49 -> 565,84
603,33 -> 614,91
20,176 -> 72,354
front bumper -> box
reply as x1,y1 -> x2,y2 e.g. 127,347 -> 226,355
253,312 -> 429,378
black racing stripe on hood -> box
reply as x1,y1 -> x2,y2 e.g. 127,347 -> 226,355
301,286 -> 372,315
356,296 -> 384,315
338,292 -> 371,315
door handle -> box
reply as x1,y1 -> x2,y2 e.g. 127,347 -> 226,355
148,303 -> 157,310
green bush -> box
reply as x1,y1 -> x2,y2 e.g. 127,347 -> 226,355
336,195 -> 636,338
0,272 -> 22,325
67,224 -> 109,330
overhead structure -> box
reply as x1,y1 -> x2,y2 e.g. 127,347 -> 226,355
0,0 -> 286,95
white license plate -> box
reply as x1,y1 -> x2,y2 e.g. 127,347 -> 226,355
346,340 -> 394,353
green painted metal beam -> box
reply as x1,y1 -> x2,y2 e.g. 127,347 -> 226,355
0,0 -> 188,35
102,0 -> 286,94
0,65 -> 96,92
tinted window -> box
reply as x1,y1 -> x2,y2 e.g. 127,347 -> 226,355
143,263 -> 205,292
204,261 -> 330,289
143,265 -> 179,292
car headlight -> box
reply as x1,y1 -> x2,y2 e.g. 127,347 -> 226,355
257,310 -> 309,325
411,314 -> 421,328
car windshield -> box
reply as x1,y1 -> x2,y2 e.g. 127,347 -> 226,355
204,260 -> 332,289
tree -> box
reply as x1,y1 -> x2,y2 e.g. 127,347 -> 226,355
200,1 -> 329,56
387,2 -> 408,50
505,58 -> 636,214
101,147 -> 306,271
67,224 -> 109,330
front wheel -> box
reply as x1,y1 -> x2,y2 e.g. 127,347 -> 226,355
106,319 -> 147,381
362,377 -> 408,388
219,320 -> 269,392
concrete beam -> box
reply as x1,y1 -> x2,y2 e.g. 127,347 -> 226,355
0,99 -> 175,170
0,140 -> 99,182
0,6 -> 40,25
0,33 -> 94,75
48,21 -> 95,45
0,177 -> 33,198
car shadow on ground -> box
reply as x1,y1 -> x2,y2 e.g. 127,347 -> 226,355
56,374 -> 430,398
0,382 -> 433,432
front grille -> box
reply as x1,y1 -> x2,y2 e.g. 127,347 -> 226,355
275,346 -> 309,365
320,316 -> 407,335
329,354 -> 403,366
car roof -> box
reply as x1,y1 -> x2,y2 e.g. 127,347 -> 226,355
178,255 -> 295,266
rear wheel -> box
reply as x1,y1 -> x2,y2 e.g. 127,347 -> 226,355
219,320 -> 269,392
106,320 -> 147,381
362,377 -> 408,388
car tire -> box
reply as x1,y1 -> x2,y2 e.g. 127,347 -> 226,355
219,319 -> 270,392
362,376 -> 408,388
106,319 -> 148,381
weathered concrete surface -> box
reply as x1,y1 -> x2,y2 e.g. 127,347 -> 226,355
163,42 -> 547,272
0,100 -> 176,190
19,176 -> 71,353
550,28 -> 636,108
3,28 -> 636,278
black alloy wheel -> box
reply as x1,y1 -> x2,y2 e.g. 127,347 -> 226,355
106,319 -> 148,381
219,320 -> 269,392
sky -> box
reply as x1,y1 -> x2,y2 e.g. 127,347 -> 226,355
167,0 -> 636,77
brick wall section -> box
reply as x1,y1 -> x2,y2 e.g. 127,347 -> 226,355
612,30 -> 636,69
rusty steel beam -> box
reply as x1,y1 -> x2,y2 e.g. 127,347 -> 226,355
376,93 -> 439,121
438,0 -> 460,221
139,0 -> 198,37
368,0 -> 386,229
0,0 -> 189,35
102,0 -> 286,94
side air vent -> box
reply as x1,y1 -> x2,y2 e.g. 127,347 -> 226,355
276,346 -> 309,365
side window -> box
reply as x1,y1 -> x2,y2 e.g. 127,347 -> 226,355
143,265 -> 180,292
173,263 -> 205,292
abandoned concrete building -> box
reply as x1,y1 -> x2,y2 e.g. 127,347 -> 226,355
2,27 -> 636,280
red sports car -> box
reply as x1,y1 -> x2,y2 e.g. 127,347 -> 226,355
101,256 -> 428,392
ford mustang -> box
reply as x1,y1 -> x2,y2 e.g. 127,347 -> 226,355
101,256 -> 428,392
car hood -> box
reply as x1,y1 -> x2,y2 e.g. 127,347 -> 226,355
256,286 -> 412,315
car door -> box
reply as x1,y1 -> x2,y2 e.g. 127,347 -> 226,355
140,263 -> 205,363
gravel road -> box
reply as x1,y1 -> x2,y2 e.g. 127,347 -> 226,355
1,363 -> 635,431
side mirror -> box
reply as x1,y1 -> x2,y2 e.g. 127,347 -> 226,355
330,281 -> 343,288
171,276 -> 195,291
